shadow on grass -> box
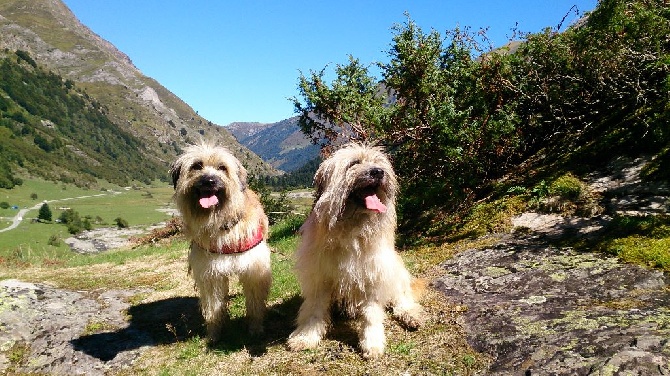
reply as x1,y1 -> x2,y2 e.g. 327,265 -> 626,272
71,294 -> 303,361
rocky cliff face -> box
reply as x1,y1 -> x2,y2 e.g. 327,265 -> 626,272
0,1 -> 135,81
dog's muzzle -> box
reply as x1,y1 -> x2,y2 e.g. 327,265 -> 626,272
195,174 -> 224,209
350,167 -> 388,213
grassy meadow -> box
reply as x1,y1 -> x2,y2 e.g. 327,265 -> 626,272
0,178 -> 486,375
0,178 -> 175,265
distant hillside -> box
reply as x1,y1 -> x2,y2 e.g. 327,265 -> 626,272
227,117 -> 320,172
226,122 -> 269,140
0,0 -> 275,188
0,53 -> 166,188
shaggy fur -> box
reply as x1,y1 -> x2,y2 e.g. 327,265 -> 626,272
170,142 -> 271,343
287,143 -> 424,358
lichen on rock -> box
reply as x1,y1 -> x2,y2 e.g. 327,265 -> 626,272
434,234 -> 670,375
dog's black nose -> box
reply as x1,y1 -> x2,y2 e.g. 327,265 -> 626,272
369,168 -> 384,179
199,175 -> 217,186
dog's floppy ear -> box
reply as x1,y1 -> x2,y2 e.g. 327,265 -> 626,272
313,168 -> 325,201
237,162 -> 248,191
169,162 -> 181,190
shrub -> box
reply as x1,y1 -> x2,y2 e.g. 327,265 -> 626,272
248,176 -> 292,225
82,217 -> 92,231
66,221 -> 83,234
550,173 -> 585,200
59,208 -> 84,234
114,217 -> 129,229
47,235 -> 62,247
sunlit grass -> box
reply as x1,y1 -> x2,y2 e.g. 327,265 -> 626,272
0,178 -> 175,263
606,236 -> 670,269
0,211 -> 486,375
589,215 -> 670,271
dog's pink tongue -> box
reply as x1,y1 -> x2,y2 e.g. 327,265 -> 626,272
199,195 -> 219,209
364,194 -> 386,213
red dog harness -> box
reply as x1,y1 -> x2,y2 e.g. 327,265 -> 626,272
210,224 -> 265,254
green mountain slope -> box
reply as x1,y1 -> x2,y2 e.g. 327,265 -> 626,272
0,51 -> 165,187
0,0 -> 275,188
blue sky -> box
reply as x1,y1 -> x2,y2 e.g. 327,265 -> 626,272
61,0 -> 598,126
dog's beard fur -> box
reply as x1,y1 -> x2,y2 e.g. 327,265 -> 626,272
170,142 -> 271,343
288,143 -> 424,358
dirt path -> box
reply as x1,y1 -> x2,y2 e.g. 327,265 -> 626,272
0,193 -> 119,233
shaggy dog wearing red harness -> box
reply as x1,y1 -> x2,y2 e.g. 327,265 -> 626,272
287,143 -> 424,358
170,142 -> 271,343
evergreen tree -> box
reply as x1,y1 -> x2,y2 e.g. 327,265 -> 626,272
38,202 -> 52,222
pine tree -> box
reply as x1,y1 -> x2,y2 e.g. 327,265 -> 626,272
38,203 -> 52,222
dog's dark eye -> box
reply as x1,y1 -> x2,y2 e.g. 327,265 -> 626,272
218,165 -> 227,172
191,161 -> 203,171
347,159 -> 361,169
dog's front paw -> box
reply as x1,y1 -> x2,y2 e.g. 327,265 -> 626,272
395,304 -> 425,330
287,331 -> 322,351
204,316 -> 228,345
360,338 -> 385,359
206,326 -> 222,345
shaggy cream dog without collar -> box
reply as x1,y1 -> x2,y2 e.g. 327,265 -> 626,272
170,143 -> 271,343
287,143 -> 424,358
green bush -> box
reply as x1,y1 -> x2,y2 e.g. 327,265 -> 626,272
550,173 -> 585,200
114,217 -> 129,229
59,208 -> 85,234
47,234 -> 62,247
248,176 -> 292,225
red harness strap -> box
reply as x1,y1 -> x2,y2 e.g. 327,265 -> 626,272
210,224 -> 265,254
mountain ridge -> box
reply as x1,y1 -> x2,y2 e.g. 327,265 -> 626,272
0,0 -> 276,187
227,117 -> 320,172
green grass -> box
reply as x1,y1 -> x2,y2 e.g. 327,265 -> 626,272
0,178 -> 175,266
47,185 -> 174,227
607,236 -> 670,269
0,179 -> 101,229
591,215 -> 670,270
0,206 -> 486,375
